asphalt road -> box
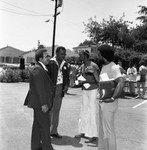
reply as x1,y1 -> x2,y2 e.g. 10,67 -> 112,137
0,82 -> 147,150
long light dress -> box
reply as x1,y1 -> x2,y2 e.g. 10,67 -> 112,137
78,61 -> 99,138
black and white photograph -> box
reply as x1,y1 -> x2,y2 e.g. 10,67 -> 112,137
0,0 -> 147,150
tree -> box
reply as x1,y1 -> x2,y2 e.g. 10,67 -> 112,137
79,40 -> 95,46
101,16 -> 124,47
83,16 -> 103,45
137,5 -> 147,24
114,48 -> 142,70
118,26 -> 135,49
82,6 -> 147,55
83,15 -> 133,48
132,6 -> 147,52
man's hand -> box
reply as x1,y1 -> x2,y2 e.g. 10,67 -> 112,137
85,66 -> 95,73
41,104 -> 49,113
63,86 -> 68,93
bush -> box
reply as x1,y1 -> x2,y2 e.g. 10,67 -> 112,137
114,48 -> 143,70
0,68 -> 21,82
0,68 -> 30,83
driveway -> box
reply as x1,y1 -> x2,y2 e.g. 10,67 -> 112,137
0,83 -> 147,150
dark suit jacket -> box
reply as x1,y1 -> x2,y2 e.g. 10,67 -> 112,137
46,59 -> 70,97
24,63 -> 54,109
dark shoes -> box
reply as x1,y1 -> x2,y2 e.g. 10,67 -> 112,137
51,133 -> 62,138
74,133 -> 85,138
85,137 -> 97,143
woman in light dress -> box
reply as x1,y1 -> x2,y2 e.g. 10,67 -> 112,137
75,50 -> 99,143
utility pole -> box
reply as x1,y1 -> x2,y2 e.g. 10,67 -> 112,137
51,0 -> 62,57
52,0 -> 58,57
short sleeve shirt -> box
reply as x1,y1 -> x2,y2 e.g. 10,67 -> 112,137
139,65 -> 147,75
100,62 -> 121,81
82,61 -> 99,90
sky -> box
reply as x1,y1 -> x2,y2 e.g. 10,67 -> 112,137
0,0 -> 147,51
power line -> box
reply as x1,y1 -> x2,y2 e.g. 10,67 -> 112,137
0,0 -> 53,16
0,7 -> 51,16
0,0 -> 46,15
0,0 -> 83,27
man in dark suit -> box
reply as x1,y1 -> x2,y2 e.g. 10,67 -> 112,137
24,49 -> 54,150
47,46 -> 70,138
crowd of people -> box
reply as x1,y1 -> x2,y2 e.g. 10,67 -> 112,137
69,55 -> 147,100
24,45 -> 147,150
117,60 -> 147,99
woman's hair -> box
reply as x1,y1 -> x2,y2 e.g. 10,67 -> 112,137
98,44 -> 115,62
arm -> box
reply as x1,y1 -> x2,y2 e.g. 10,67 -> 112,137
93,66 -> 100,84
32,67 -> 49,111
126,68 -> 130,75
63,63 -> 70,93
134,67 -> 137,75
102,77 -> 125,103
101,64 -> 125,103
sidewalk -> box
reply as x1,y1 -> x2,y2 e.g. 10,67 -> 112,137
0,82 -> 147,150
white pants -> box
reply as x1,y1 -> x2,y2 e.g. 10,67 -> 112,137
78,89 -> 98,137
98,100 -> 118,150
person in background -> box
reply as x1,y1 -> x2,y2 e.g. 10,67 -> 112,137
30,62 -> 35,67
47,46 -> 70,138
126,62 -> 137,96
75,50 -> 99,143
27,62 -> 36,72
0,65 -> 7,75
69,61 -> 78,87
117,60 -> 126,75
117,60 -> 126,97
98,45 -> 124,150
136,59 -> 147,99
24,49 -> 54,150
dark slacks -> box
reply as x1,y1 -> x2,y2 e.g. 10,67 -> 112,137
50,84 -> 63,134
31,109 -> 53,150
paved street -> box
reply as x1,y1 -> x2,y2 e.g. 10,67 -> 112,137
0,82 -> 147,150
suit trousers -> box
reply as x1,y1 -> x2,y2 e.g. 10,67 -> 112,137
50,84 -> 63,134
31,109 -> 53,150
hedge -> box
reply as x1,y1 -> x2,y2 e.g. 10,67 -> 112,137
0,68 -> 29,83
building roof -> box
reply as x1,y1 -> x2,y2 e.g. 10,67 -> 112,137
66,49 -> 79,57
0,46 -> 24,57
0,45 -> 78,58
73,44 -> 96,49
33,46 -> 78,57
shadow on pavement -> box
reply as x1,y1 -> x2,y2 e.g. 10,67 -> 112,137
120,96 -> 132,100
51,135 -> 83,148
